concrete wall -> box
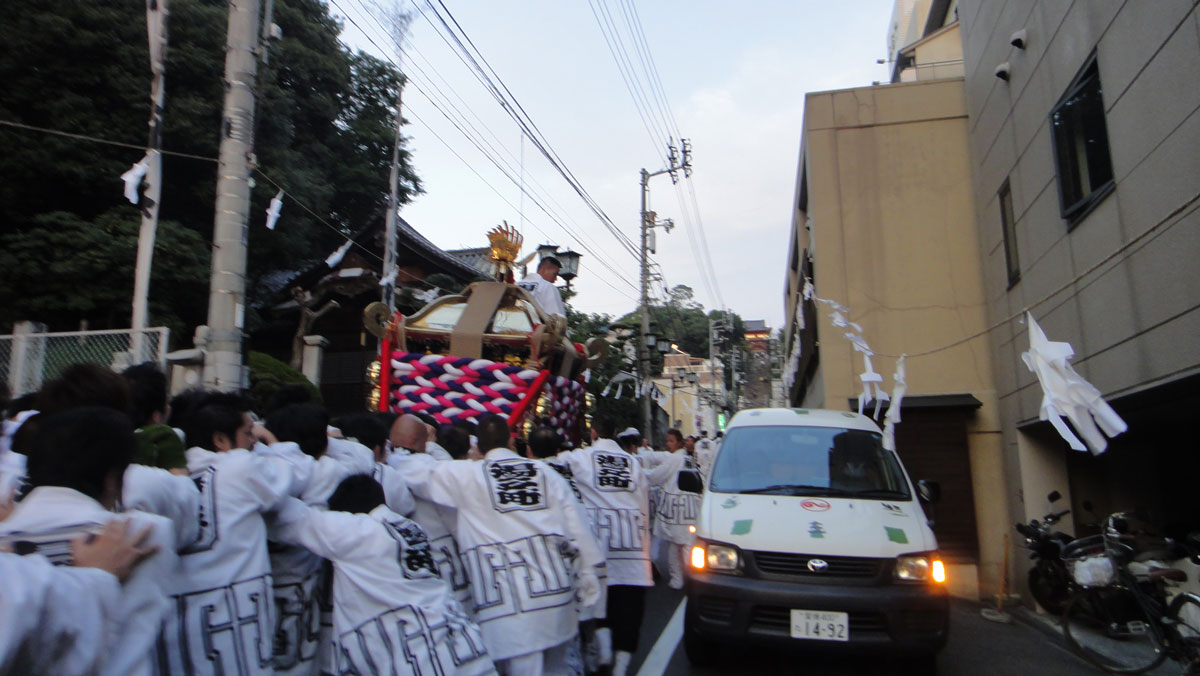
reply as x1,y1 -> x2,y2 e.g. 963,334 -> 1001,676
958,0 -> 1200,605
909,24 -> 966,82
795,78 -> 1007,598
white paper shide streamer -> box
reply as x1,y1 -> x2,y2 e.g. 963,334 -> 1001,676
325,239 -> 353,268
802,277 -> 898,422
1020,312 -> 1127,455
601,372 -> 635,398
881,356 -> 907,451
264,190 -> 283,230
121,155 -> 152,204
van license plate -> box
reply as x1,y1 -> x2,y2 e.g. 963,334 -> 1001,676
790,610 -> 849,641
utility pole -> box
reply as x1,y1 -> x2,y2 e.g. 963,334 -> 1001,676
378,10 -> 412,312
638,140 -> 691,445
203,0 -> 263,390
381,87 -> 403,311
130,0 -> 169,365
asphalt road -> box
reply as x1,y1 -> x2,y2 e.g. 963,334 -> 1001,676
620,581 -> 1174,675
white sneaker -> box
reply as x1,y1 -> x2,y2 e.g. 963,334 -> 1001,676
613,650 -> 632,676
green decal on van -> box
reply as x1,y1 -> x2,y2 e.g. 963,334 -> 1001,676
731,519 -> 753,535
885,526 -> 908,544
809,521 -> 826,538
721,497 -> 739,509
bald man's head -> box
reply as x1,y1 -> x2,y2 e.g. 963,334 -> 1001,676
389,414 -> 428,453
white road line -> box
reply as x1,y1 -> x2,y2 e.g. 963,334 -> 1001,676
636,598 -> 686,676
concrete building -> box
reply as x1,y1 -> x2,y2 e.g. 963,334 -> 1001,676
741,320 -> 774,409
957,1 -> 1200,547
782,0 -> 1200,603
654,351 -> 722,438
781,3 -> 1005,601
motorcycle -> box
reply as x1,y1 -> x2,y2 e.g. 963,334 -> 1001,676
1015,490 -> 1076,615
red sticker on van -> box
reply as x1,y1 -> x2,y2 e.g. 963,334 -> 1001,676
801,499 -> 831,512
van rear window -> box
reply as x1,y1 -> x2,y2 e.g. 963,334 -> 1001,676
709,426 -> 910,500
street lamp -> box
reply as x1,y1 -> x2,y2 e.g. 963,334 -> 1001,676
557,249 -> 581,288
656,340 -> 670,354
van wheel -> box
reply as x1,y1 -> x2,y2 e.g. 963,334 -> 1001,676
683,613 -> 719,664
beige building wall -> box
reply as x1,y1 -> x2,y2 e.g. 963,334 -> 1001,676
794,78 -> 1007,598
899,23 -> 966,82
653,353 -> 722,439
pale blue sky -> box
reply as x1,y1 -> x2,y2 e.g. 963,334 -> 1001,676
335,0 -> 895,329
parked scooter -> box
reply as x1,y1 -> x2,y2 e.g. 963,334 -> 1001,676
1015,491 -> 1076,615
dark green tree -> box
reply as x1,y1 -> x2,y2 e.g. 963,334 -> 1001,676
0,208 -> 210,338
0,0 -> 419,338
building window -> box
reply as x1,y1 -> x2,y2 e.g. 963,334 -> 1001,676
1050,53 -> 1114,227
999,180 -> 1019,287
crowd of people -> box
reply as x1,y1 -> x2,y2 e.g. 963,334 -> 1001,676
0,361 -> 719,676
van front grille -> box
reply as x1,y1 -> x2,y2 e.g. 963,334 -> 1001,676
751,551 -> 885,578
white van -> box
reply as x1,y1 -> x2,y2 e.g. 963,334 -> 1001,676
680,408 -> 949,667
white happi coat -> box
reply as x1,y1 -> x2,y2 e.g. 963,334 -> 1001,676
123,462 -> 202,551
407,448 -> 604,661
695,439 -> 716,481
0,486 -> 178,676
0,447 -> 26,505
383,452 -> 472,606
164,447 -> 295,676
0,552 -> 122,675
257,439 -> 377,676
269,499 -> 496,676
559,439 -> 675,587
649,451 -> 702,545
516,273 -> 566,317
544,456 -> 608,621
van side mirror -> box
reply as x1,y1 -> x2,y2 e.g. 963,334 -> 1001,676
917,480 -> 941,504
678,469 -> 703,494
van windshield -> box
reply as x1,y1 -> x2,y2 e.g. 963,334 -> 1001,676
709,425 -> 911,499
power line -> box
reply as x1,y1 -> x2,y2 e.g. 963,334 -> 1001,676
417,0 -> 643,259
349,1 -> 631,278
586,0 -> 727,316
587,0 -> 670,157
329,0 -> 641,293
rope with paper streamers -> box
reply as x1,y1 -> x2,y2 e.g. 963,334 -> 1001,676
799,278 -> 897,420
784,278 -> 909,450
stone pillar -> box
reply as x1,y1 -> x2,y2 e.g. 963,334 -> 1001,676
302,335 -> 329,387
166,348 -> 206,397
10,321 -> 48,396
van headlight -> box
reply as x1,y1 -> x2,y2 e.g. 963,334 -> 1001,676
895,553 -> 946,583
691,541 -> 739,572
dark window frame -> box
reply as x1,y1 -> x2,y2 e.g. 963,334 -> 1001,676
998,179 -> 1020,288
1049,52 -> 1115,229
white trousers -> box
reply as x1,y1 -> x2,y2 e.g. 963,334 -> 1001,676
498,638 -> 582,676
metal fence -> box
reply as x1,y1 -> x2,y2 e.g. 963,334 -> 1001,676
0,327 -> 170,398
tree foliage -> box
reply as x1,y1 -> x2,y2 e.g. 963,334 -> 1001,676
0,0 -> 419,338
569,284 -> 753,423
